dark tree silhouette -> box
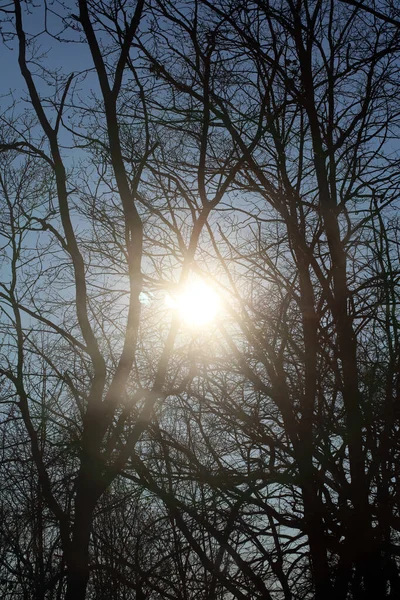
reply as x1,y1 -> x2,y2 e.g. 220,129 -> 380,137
1,1 -> 400,599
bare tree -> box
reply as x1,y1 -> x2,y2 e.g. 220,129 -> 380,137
1,1 -> 400,599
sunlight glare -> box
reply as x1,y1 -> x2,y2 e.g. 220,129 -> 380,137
165,280 -> 220,327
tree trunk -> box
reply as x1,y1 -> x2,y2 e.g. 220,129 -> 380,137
65,480 -> 97,600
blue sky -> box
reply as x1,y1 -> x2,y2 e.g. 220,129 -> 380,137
1,2 -> 94,115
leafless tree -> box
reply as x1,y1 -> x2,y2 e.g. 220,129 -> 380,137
1,1 -> 400,599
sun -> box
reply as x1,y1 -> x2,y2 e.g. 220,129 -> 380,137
165,280 -> 220,327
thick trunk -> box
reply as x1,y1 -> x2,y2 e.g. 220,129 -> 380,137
302,483 -> 333,600
65,524 -> 91,600
278,379 -> 333,599
297,239 -> 334,600
65,480 -> 97,600
65,564 -> 90,600
294,30 -> 375,589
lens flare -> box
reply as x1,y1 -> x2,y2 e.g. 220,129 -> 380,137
165,280 -> 220,326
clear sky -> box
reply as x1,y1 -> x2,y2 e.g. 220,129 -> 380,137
1,2 -> 94,117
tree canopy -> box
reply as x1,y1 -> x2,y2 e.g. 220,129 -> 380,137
1,0 -> 400,598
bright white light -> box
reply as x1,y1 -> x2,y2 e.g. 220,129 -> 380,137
165,280 -> 220,327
